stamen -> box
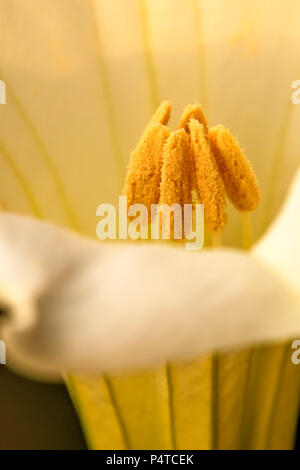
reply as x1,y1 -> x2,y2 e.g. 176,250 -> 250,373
181,142 -> 194,207
177,104 -> 208,132
150,100 -> 172,126
123,122 -> 170,214
209,125 -> 260,212
189,119 -> 227,233
159,129 -> 191,238
159,129 -> 191,207
123,101 -> 172,213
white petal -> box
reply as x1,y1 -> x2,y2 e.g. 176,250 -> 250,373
255,167 -> 300,293
0,213 -> 299,381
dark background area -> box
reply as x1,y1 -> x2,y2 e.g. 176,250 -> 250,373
0,367 -> 87,450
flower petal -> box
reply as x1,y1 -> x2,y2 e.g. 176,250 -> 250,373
0,213 -> 299,381
255,166 -> 300,293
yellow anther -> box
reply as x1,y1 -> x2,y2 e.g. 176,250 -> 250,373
123,102 -> 259,239
159,129 -> 191,207
189,119 -> 227,233
159,129 -> 191,239
209,125 -> 260,211
180,140 -> 194,208
123,122 -> 170,214
177,104 -> 208,133
149,100 -> 172,126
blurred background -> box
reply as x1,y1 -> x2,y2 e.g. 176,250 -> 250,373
0,367 -> 86,449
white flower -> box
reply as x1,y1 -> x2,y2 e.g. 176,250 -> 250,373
0,0 -> 299,450
0,169 -> 299,379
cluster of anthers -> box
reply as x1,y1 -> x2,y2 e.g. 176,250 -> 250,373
123,101 -> 260,246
